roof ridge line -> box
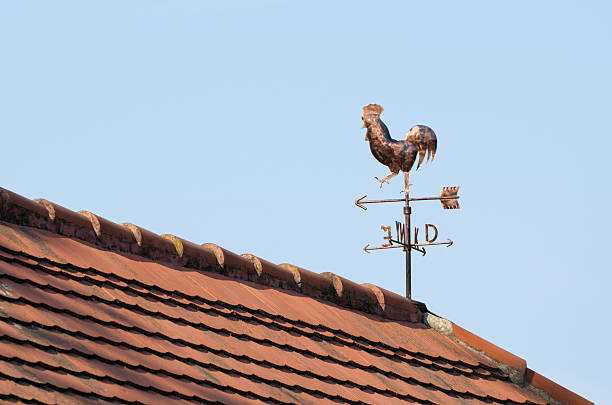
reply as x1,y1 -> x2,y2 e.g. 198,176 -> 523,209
424,313 -> 593,405
0,186 -> 425,323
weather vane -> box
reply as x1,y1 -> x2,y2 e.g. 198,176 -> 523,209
356,104 -> 460,299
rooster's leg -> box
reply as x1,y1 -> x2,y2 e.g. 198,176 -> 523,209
403,172 -> 412,194
375,171 -> 398,188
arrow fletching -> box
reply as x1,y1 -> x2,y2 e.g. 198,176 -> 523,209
440,187 -> 460,209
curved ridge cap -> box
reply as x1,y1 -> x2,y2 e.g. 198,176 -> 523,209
28,199 -> 97,243
0,187 -> 50,227
240,254 -> 263,276
320,271 -> 342,295
34,199 -> 56,221
362,283 -> 424,322
201,243 -> 225,268
161,234 -> 184,257
361,283 -> 385,310
278,263 -> 302,285
121,223 -> 142,246
225,254 -> 293,284
319,272 -> 380,313
280,264 -> 334,297
0,188 -> 7,215
78,211 -> 101,239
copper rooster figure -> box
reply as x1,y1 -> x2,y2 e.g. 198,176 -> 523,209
362,104 -> 437,191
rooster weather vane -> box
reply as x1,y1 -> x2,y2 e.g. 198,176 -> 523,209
356,104 -> 460,299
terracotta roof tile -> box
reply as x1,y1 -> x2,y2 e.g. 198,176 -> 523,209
0,186 -> 592,404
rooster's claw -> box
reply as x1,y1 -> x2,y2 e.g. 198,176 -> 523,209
374,177 -> 389,188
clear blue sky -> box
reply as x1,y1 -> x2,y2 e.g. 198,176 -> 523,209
2,1 -> 609,402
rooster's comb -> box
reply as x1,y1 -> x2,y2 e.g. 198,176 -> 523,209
363,104 -> 384,115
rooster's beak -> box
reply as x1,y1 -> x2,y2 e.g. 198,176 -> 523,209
361,123 -> 366,129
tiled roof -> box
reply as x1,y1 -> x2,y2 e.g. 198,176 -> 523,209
0,187 -> 591,405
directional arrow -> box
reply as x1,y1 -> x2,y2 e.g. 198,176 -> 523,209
413,238 -> 453,248
355,193 -> 460,211
363,243 -> 403,253
355,195 -> 403,210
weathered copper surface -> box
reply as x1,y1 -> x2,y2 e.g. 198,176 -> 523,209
362,103 -> 437,188
0,186 -> 592,405
359,104 -> 460,301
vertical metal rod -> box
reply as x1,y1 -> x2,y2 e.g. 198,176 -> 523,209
404,174 -> 412,299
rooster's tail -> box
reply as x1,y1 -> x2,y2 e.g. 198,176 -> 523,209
406,125 -> 437,169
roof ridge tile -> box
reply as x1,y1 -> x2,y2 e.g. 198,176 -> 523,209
320,272 -> 382,315
77,211 -> 102,239
363,283 -> 424,322
161,234 -> 184,257
1,187 -> 428,324
128,223 -> 180,263
1,187 -> 426,322
34,199 -> 98,244
240,254 -> 263,276
80,210 -> 139,252
175,237 -> 218,269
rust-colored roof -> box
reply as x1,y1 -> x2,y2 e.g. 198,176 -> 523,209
0,187 -> 591,405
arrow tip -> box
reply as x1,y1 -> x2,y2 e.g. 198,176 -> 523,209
447,238 -> 453,247
363,244 -> 370,254
355,195 -> 368,210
